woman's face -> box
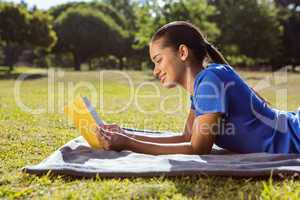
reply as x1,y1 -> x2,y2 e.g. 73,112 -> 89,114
149,38 -> 186,88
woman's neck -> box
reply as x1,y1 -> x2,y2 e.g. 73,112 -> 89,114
179,64 -> 203,95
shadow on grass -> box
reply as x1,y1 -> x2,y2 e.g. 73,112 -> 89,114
60,145 -> 131,164
0,73 -> 47,80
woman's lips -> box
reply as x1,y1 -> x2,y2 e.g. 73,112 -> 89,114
160,74 -> 166,82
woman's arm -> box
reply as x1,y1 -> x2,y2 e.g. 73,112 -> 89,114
124,109 -> 196,143
125,113 -> 219,155
97,113 -> 220,155
125,139 -> 193,155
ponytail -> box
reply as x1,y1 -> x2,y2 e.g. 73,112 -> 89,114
205,42 -> 270,105
205,42 -> 228,65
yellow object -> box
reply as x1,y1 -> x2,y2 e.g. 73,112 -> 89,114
64,96 -> 104,149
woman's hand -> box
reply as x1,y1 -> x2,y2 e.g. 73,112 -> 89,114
95,124 -> 129,151
98,124 -> 134,138
100,124 -> 129,135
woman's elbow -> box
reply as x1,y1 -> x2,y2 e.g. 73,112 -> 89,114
182,132 -> 192,142
191,144 -> 212,155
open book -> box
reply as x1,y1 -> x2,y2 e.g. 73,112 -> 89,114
64,96 -> 104,149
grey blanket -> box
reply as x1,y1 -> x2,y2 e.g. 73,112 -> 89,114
23,130 -> 300,178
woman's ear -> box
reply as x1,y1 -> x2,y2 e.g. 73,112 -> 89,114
178,44 -> 189,62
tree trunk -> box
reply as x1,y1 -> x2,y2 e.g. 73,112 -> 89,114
119,57 -> 124,70
3,44 -> 20,72
73,53 -> 81,71
292,64 -> 296,72
8,65 -> 13,72
88,60 -> 93,70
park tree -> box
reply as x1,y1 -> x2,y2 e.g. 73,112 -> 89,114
102,0 -> 138,31
53,6 -> 129,71
0,3 -> 29,70
134,0 -> 220,50
49,2 -> 127,29
49,1 -> 136,70
209,0 -> 283,67
275,0 -> 300,71
28,11 -> 57,49
132,0 -> 220,69
100,0 -> 146,69
0,3 -> 56,70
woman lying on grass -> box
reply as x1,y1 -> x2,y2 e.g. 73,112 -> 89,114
96,21 -> 300,155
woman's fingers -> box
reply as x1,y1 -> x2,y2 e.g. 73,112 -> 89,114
95,128 -> 111,150
96,126 -> 128,151
95,129 -> 107,141
102,124 -> 121,132
102,124 -> 117,129
102,139 -> 111,150
99,127 -> 112,140
95,126 -> 111,140
100,129 -> 111,140
97,124 -> 122,135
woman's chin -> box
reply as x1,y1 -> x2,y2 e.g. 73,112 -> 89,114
162,81 -> 177,88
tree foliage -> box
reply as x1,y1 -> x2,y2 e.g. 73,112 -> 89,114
275,0 -> 300,69
134,0 -> 220,49
0,0 -> 299,70
0,2 -> 56,69
209,0 -> 283,66
49,1 -> 127,29
53,6 -> 129,70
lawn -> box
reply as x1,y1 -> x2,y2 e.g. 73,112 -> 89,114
1,66 -> 300,199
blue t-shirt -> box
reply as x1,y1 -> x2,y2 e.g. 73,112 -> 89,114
190,63 -> 300,153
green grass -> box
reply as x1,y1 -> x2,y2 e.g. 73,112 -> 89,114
1,67 -> 300,199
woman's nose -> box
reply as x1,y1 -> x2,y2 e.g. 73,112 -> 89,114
153,65 -> 160,77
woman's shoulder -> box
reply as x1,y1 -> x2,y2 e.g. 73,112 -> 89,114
191,63 -> 233,116
195,63 -> 234,83
205,63 -> 234,75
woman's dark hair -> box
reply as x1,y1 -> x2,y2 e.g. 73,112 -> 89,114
151,21 -> 228,66
151,21 -> 269,104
